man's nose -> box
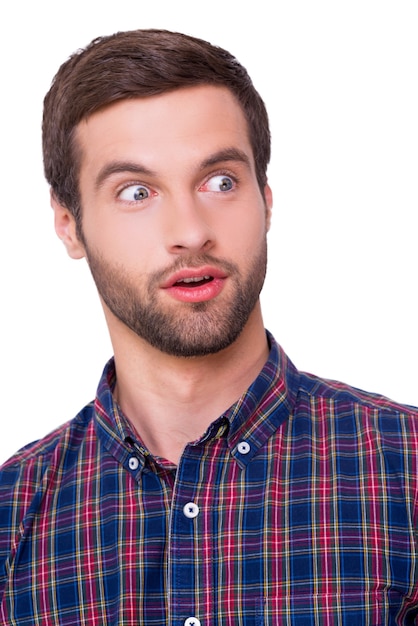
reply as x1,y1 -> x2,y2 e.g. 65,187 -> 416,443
162,193 -> 216,255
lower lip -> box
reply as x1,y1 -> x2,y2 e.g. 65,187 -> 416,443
164,277 -> 226,303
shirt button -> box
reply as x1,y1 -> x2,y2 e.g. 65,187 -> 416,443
128,457 -> 139,470
237,441 -> 251,454
184,618 -> 201,626
183,502 -> 200,519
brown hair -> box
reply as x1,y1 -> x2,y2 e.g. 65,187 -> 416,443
42,29 -> 271,227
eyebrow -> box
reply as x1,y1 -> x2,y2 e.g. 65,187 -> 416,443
94,147 -> 252,190
199,148 -> 252,170
95,162 -> 156,190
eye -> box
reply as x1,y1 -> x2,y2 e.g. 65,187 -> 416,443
202,174 -> 235,193
118,184 -> 150,202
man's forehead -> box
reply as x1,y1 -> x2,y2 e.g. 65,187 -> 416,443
74,85 -> 255,175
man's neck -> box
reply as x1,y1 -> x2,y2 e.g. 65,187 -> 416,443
109,305 -> 269,465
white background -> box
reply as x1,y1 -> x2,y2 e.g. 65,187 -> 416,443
0,1 -> 417,464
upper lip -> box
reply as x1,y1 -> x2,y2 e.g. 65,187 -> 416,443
162,265 -> 228,288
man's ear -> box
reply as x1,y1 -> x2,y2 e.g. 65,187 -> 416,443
51,191 -> 85,260
264,183 -> 273,232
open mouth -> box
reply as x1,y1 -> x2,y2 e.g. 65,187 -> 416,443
174,276 -> 214,288
163,267 -> 226,302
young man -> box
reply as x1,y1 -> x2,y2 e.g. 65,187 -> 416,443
0,29 -> 417,625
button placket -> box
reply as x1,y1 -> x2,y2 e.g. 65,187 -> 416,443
169,454 -> 204,624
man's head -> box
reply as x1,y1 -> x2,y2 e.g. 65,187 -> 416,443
46,30 -> 273,357
42,29 -> 271,231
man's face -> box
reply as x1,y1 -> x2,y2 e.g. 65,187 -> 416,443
64,85 -> 272,357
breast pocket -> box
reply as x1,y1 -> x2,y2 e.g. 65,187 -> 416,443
257,590 -> 401,625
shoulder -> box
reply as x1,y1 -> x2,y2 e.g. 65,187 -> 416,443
266,336 -> 418,441
299,370 -> 418,414
1,402 -> 95,472
294,370 -> 418,444
0,402 -> 95,517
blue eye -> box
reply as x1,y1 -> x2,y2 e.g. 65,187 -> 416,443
204,175 -> 235,192
119,184 -> 150,201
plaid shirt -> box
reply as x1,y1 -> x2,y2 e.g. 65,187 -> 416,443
1,334 -> 418,625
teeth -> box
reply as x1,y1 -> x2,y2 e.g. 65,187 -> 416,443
179,275 -> 210,284
181,276 -> 210,283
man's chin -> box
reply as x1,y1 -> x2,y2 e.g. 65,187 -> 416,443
135,323 -> 244,358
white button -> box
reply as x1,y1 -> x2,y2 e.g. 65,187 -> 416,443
128,457 -> 139,470
184,618 -> 201,626
237,441 -> 251,454
183,502 -> 200,519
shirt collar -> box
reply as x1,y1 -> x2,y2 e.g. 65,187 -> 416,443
93,331 -> 300,470
223,331 -> 300,466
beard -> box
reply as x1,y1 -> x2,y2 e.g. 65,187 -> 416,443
83,240 -> 267,358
